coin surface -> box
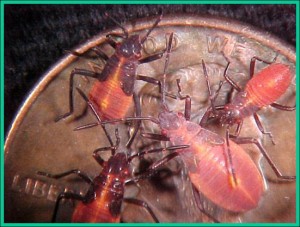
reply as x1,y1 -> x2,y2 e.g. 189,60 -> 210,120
5,14 -> 296,223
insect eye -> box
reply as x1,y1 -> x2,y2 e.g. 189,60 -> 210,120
134,52 -> 141,58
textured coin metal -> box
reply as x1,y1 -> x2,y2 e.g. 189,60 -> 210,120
5,15 -> 295,223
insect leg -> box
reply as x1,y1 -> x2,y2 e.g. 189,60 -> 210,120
65,46 -> 110,61
105,34 -> 124,48
202,59 -> 219,112
126,92 -> 142,149
199,105 -> 224,127
75,87 -> 114,146
231,121 -> 243,138
55,69 -> 104,122
89,46 -> 110,61
192,185 -> 220,223
199,108 -> 214,127
123,198 -> 159,223
222,60 -> 242,92
201,59 -> 227,118
52,192 -> 85,222
137,75 -> 176,100
141,132 -> 170,141
175,79 -> 191,120
138,51 -> 165,64
270,102 -> 296,111
37,169 -> 93,184
249,56 -> 277,78
128,145 -> 188,162
130,152 -> 180,182
253,113 -> 275,144
37,170 -> 95,222
231,137 -> 296,180
93,146 -> 114,166
137,75 -> 162,92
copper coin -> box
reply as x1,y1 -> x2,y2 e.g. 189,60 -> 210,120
5,14 -> 295,223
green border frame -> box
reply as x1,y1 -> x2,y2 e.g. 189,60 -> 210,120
1,1 -> 299,226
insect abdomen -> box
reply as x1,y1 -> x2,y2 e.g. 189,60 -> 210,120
72,173 -> 124,223
89,80 -> 132,120
169,121 -> 264,212
245,63 -> 292,108
186,139 -> 264,212
72,196 -> 121,223
88,55 -> 137,120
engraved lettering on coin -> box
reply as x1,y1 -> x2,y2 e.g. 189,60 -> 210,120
207,35 -> 228,53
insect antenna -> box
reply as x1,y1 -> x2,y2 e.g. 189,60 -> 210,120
104,12 -> 129,38
201,59 -> 226,115
111,128 -> 121,155
140,13 -> 163,44
75,87 -> 114,147
161,32 -> 174,108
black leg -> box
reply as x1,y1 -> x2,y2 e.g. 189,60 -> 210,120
249,56 -> 276,79
93,129 -> 121,164
176,79 -> 192,120
253,113 -> 275,145
192,185 -> 220,223
231,137 -> 296,180
126,92 -> 142,148
65,46 -> 110,62
202,59 -> 228,118
138,51 -> 164,64
93,146 -> 113,166
129,152 -> 181,182
75,87 -> 114,147
231,121 -> 243,138
106,34 -> 123,48
222,61 -> 242,92
141,132 -> 170,141
137,75 -> 161,91
55,68 -> 105,122
270,102 -> 296,111
37,169 -> 93,184
52,192 -> 85,222
199,105 -> 224,127
128,145 -> 188,162
202,59 -> 219,112
91,46 -> 110,61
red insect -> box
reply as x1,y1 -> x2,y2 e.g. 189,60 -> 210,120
56,13 -> 165,147
201,57 -> 296,144
95,33 -> 295,214
37,126 -> 187,223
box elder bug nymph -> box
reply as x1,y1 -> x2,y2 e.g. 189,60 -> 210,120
37,125 -> 188,222
55,12 -> 167,148
79,33 -> 277,214
200,58 -> 296,182
201,57 -> 296,143
73,34 -> 219,222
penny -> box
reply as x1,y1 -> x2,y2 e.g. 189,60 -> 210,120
4,14 -> 295,223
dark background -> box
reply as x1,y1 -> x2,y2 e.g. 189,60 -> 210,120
4,4 -> 296,135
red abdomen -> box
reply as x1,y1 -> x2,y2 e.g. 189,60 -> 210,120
245,63 -> 292,108
89,79 -> 133,120
186,139 -> 263,212
169,123 -> 264,212
72,197 -> 121,223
